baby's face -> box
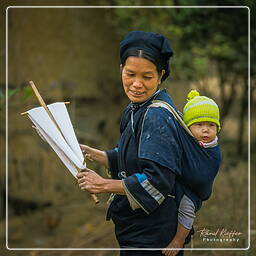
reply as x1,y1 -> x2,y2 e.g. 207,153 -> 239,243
189,122 -> 217,143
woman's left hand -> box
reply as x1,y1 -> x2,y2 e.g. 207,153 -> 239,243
77,168 -> 107,194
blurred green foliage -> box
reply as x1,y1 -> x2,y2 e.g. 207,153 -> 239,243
105,2 -> 254,83
0,88 -> 19,110
0,87 -> 33,111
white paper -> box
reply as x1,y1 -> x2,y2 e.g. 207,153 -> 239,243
27,103 -> 86,178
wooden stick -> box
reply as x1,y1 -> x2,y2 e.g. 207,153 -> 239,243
20,111 -> 28,116
91,194 -> 100,204
28,81 -> 99,204
29,81 -> 65,138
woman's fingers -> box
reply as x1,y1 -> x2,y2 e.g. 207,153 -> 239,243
84,153 -> 94,162
76,171 -> 86,179
80,144 -> 91,154
76,169 -> 98,192
162,248 -> 179,256
78,169 -> 105,194
76,173 -> 88,190
80,144 -> 89,150
162,249 -> 168,256
80,144 -> 94,162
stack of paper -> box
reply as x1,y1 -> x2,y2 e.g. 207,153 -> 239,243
27,102 -> 86,177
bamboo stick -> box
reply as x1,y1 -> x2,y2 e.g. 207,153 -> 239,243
24,81 -> 99,204
29,81 -> 66,140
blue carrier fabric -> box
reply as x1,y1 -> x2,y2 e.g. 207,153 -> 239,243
139,98 -> 222,211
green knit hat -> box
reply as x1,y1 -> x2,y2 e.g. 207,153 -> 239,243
183,90 -> 221,131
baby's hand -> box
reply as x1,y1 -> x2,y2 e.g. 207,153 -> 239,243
162,238 -> 183,256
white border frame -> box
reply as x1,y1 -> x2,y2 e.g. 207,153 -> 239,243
5,5 -> 251,252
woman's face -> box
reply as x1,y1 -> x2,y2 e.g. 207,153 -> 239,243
121,57 -> 161,103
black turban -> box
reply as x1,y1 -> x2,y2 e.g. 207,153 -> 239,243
120,31 -> 173,82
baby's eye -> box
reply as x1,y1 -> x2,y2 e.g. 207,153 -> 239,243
209,123 -> 216,127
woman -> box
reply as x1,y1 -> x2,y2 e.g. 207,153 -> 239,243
77,31 -> 186,256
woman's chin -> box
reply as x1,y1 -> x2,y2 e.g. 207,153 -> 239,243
131,98 -> 144,103
127,93 -> 147,103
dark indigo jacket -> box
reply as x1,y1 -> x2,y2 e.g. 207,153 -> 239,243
106,89 -> 221,248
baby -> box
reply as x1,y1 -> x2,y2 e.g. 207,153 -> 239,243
163,90 -> 221,256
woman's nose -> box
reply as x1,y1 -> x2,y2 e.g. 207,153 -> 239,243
132,78 -> 143,88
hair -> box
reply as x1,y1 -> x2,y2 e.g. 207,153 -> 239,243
121,49 -> 163,79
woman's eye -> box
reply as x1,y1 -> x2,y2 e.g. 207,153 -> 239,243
144,76 -> 152,80
125,72 -> 135,77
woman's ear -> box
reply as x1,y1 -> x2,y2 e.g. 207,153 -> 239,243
159,70 -> 165,84
120,64 -> 123,74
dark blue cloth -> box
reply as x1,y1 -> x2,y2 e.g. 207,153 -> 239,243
120,31 -> 173,82
106,90 -> 179,248
106,89 -> 221,248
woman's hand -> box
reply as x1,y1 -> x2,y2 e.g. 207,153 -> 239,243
80,144 -> 109,167
77,168 -> 107,194
77,168 -> 125,195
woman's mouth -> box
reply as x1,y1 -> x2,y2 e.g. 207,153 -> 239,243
129,90 -> 145,97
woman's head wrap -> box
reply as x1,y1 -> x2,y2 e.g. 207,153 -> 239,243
120,31 -> 173,82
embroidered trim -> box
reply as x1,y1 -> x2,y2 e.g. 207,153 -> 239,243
138,177 -> 165,205
135,173 -> 147,183
122,180 -> 149,214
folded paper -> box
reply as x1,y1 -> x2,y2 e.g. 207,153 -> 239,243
27,102 -> 86,177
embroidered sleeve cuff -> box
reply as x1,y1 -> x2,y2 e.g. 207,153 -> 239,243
123,173 -> 165,214
122,180 -> 141,211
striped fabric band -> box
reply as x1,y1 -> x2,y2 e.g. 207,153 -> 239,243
185,115 -> 219,125
184,100 -> 218,113
135,174 -> 165,204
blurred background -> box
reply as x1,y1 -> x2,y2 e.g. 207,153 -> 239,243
1,0 -> 255,256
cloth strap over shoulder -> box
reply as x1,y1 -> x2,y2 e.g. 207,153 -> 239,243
150,100 -> 194,137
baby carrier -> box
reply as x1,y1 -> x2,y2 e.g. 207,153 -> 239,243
149,100 -> 221,209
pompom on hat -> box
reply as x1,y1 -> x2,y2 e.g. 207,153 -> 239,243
183,90 -> 221,131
